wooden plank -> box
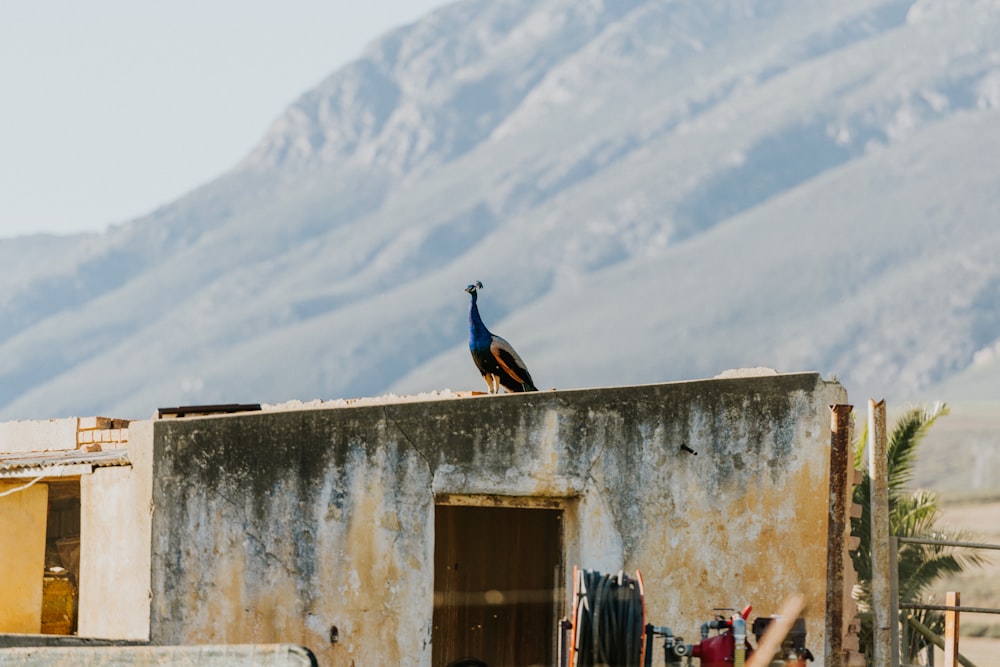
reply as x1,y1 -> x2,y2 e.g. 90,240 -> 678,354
745,594 -> 805,667
944,591 -> 960,667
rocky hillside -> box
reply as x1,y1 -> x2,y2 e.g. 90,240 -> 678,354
2,0 -> 999,419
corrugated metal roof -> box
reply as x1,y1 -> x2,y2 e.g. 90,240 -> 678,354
0,448 -> 130,476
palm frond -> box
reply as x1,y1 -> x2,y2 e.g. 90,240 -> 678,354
853,413 -> 868,471
885,402 -> 949,497
898,548 -> 963,600
891,491 -> 940,536
853,404 -> 948,490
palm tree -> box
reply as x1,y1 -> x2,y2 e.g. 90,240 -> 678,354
850,402 -> 987,664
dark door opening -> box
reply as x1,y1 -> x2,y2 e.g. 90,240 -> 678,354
433,504 -> 563,667
43,479 -> 81,635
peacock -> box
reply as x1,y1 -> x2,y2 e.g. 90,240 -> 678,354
465,281 -> 538,393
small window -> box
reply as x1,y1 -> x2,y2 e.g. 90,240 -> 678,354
433,504 -> 563,667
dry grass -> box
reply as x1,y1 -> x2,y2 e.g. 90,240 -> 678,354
932,636 -> 1000,666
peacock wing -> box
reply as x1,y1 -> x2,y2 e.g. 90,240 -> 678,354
490,336 -> 534,388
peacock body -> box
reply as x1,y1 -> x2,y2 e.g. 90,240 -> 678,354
465,281 -> 538,393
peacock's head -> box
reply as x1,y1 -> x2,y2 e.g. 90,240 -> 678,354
465,280 -> 483,295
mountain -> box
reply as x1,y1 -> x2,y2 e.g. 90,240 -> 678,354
2,0 -> 1000,420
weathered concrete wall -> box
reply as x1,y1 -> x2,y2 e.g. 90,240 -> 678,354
151,374 -> 848,666
78,420 -> 154,640
0,482 -> 49,633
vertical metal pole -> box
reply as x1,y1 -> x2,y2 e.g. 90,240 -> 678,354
889,536 -> 900,663
944,591 -> 960,667
559,619 -> 570,667
827,404 -> 855,666
868,398 -> 896,667
900,612 -> 909,663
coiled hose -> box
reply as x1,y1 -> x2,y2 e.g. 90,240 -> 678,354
573,569 -> 644,667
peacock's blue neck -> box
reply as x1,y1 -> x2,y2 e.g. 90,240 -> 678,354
468,294 -> 491,348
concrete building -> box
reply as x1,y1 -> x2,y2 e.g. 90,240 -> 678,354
0,372 -> 861,666
0,417 -> 152,641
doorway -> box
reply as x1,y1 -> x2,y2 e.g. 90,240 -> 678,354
43,479 -> 81,634
433,504 -> 563,667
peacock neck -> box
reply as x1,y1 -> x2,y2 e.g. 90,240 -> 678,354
468,294 -> 490,343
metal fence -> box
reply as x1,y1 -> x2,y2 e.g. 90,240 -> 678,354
865,399 -> 1000,667
892,537 -> 1000,667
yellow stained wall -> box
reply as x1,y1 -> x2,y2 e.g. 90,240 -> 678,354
0,481 -> 48,633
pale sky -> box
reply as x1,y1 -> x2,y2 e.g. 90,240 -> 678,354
0,0 -> 452,239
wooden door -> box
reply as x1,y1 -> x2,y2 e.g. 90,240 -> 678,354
433,505 -> 562,667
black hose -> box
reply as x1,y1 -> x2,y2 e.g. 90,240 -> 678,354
573,569 -> 644,667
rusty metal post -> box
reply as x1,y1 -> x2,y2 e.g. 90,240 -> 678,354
944,592 -> 960,667
868,398 -> 896,667
827,404 -> 855,667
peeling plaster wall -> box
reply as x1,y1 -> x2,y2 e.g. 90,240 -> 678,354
151,373 -> 848,666
78,420 -> 154,640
